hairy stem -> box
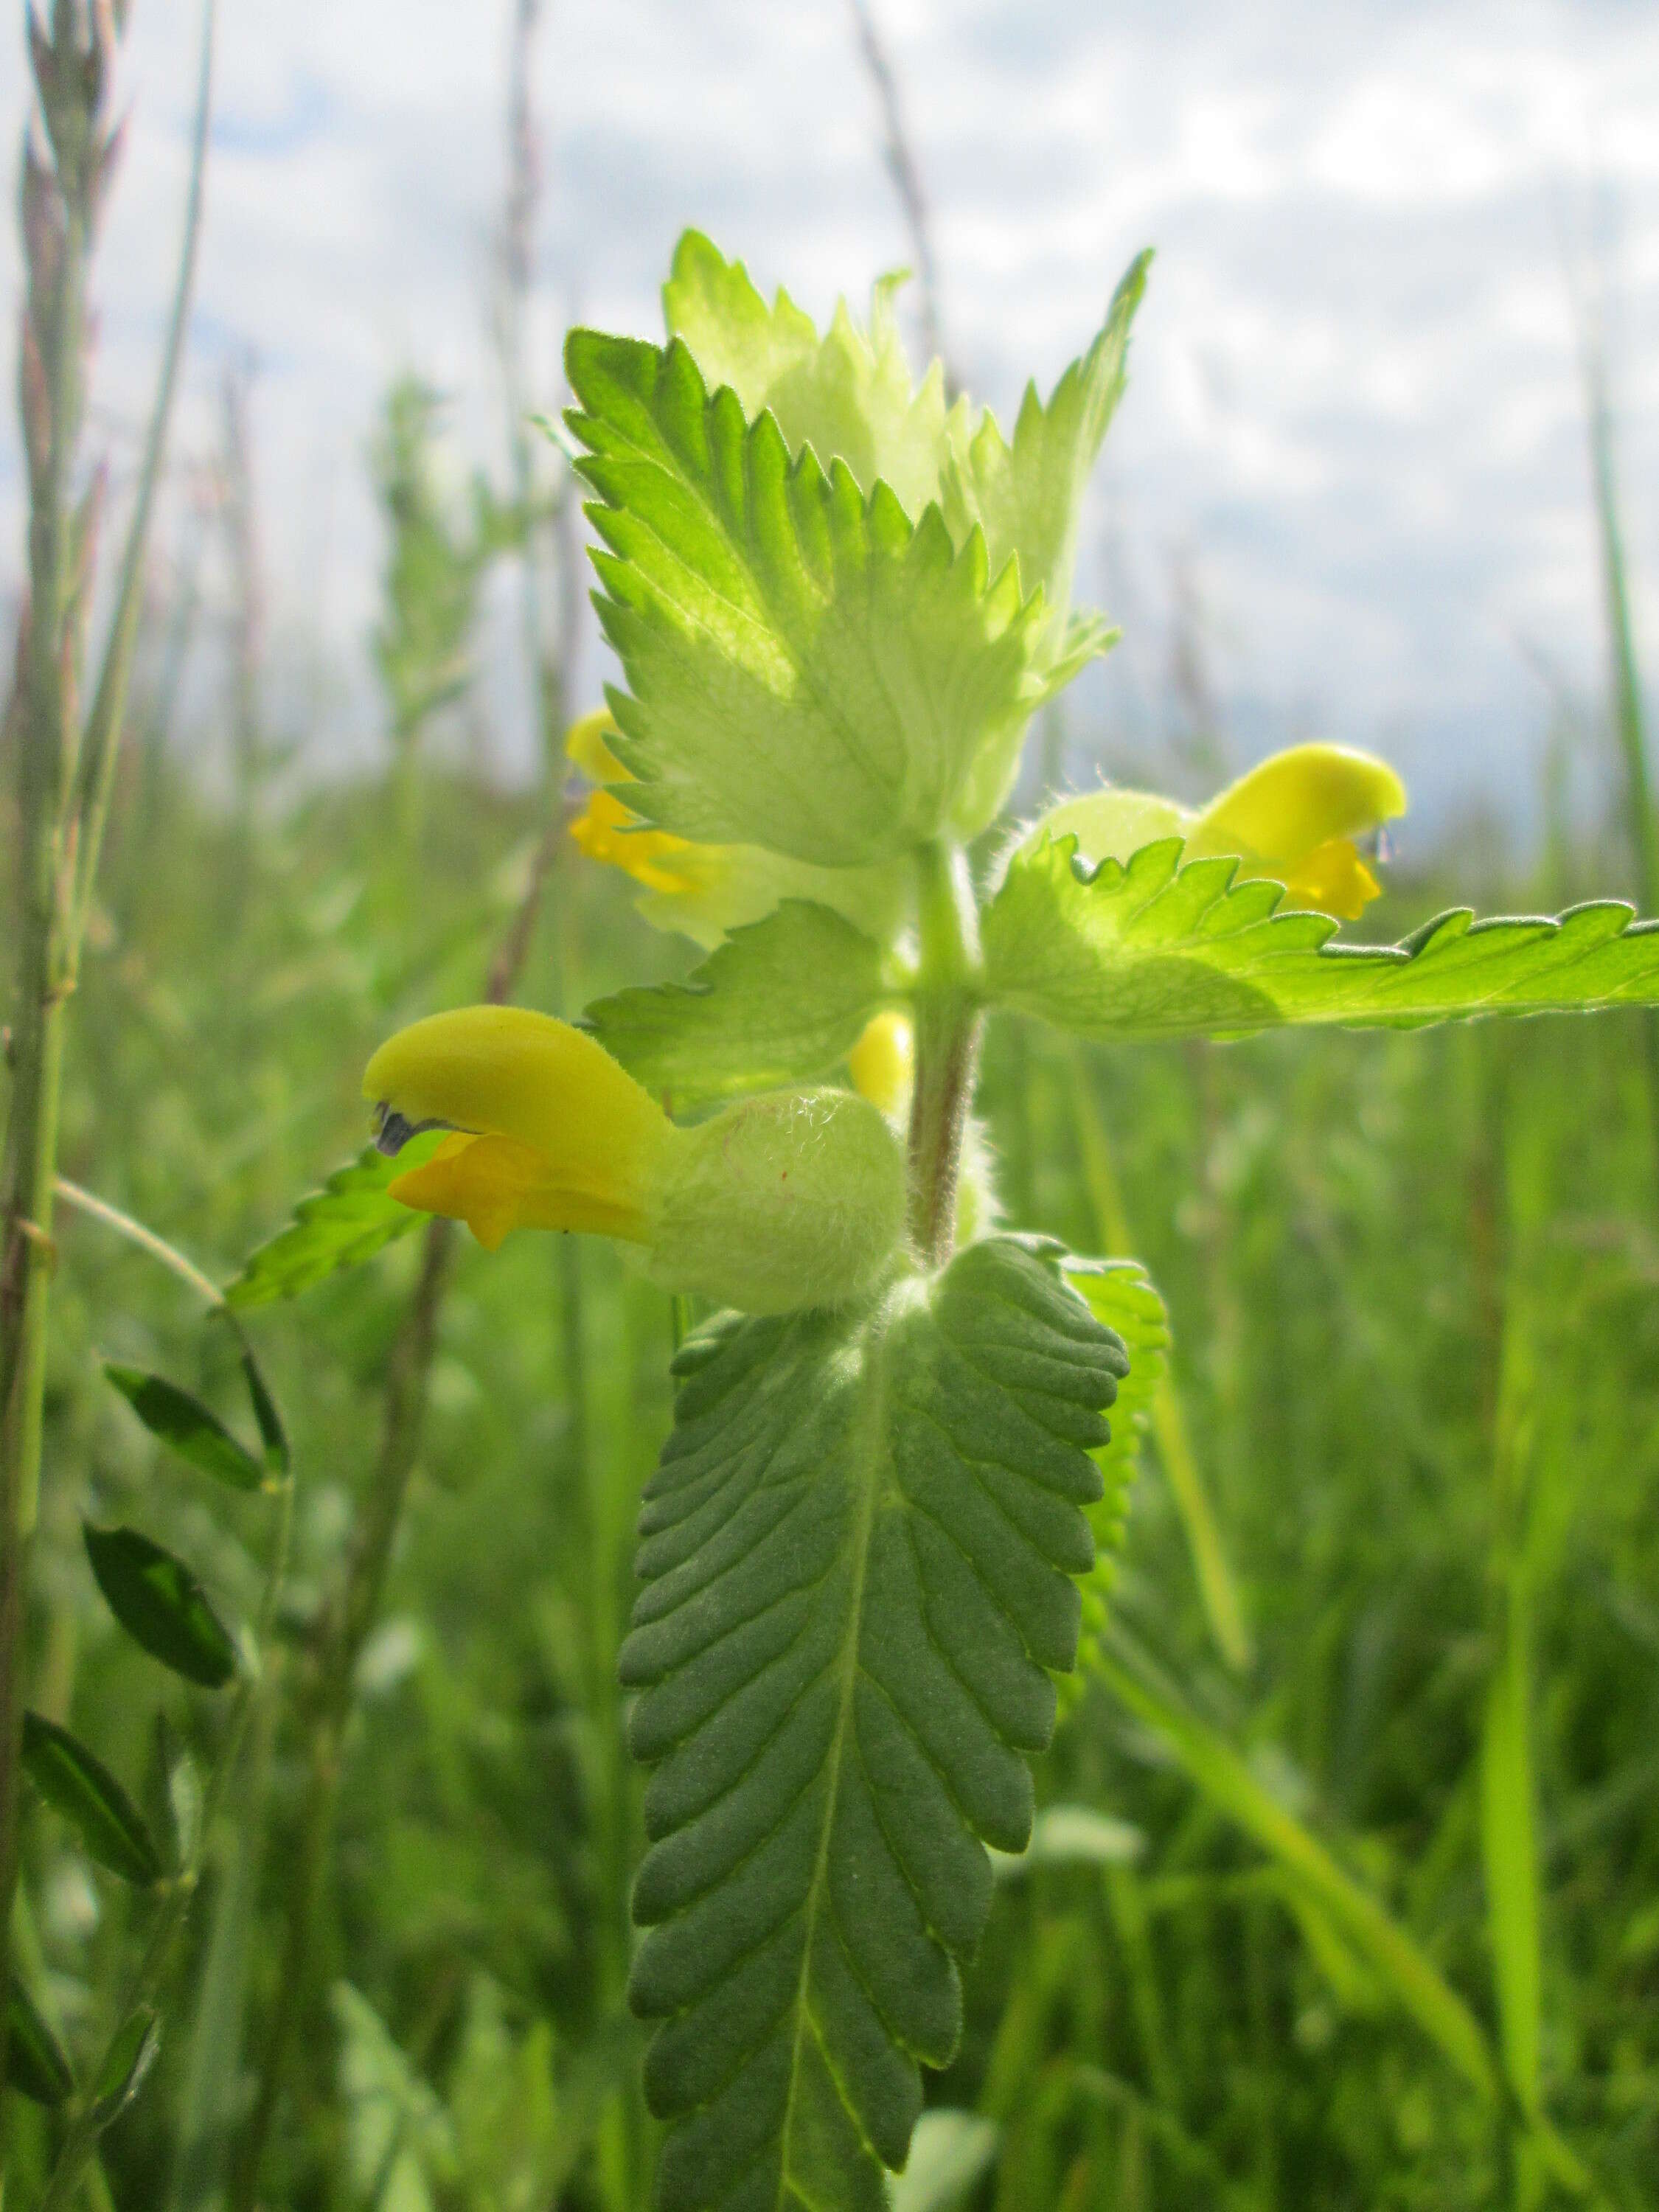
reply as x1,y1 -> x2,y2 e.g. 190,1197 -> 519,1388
907,842 -> 982,1267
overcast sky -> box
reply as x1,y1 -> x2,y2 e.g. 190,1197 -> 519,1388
2,0 -> 1658,846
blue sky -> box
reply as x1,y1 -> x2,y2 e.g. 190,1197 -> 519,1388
2,0 -> 1658,849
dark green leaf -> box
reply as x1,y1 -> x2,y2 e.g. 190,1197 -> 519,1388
91,2008 -> 160,2126
103,1363 -> 263,1493
84,1524 -> 238,1688
236,1340 -> 289,1477
585,901 -> 890,1108
7,1972 -> 73,2105
224,1135 -> 445,1310
984,835 -> 1659,1039
620,1235 -> 1127,2207
21,1712 -> 162,1886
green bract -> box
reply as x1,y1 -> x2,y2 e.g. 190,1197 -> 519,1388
561,232 -> 1148,865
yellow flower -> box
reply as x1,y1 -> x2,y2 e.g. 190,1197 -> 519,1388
1028,742 -> 1406,921
364,1005 -> 670,1251
364,1004 -> 906,1313
565,710 -> 908,952
848,1011 -> 914,1120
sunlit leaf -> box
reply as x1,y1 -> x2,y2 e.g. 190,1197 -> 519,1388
985,835 -> 1659,1038
621,1236 -> 1127,2208
585,900 -> 890,1108
563,326 -> 1058,865
225,1136 -> 444,1310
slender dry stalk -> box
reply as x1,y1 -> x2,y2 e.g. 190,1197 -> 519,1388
846,0 -> 953,387
0,0 -> 213,2121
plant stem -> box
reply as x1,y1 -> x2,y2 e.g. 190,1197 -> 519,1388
906,842 -> 982,1267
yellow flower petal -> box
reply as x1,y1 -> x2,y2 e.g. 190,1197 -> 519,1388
564,707 -> 630,784
389,1132 -> 653,1249
569,788 -> 703,896
1188,743 -> 1405,871
1183,743 -> 1405,917
848,1011 -> 914,1119
364,1006 -> 672,1249
1281,838 -> 1382,922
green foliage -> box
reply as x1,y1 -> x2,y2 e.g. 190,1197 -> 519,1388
1059,1261 -> 1169,1686
664,230 -> 955,523
83,1524 -> 239,1689
21,1711 -> 163,1886
585,900 -> 890,1107
225,1139 -> 437,1310
91,2008 -> 161,2126
102,1362 -> 265,1492
986,833 -> 1659,1037
941,250 -> 1150,644
619,1236 -> 1127,2206
563,327 -> 1057,865
372,378 -> 519,747
7,1972 -> 74,2106
333,1980 -> 459,2211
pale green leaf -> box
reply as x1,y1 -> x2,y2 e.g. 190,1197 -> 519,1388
991,1802 -> 1145,1881
585,901 -> 891,1108
888,2110 -> 1001,2212
619,1236 -> 1129,2209
1061,1260 -> 1168,1696
942,251 -> 1150,644
664,230 -> 956,523
333,1982 -> 458,2211
226,1135 -> 445,1310
563,328 -> 1052,866
985,835 -> 1659,1039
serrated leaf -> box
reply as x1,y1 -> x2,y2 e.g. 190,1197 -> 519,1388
7,1971 -> 73,2105
585,901 -> 890,1109
1059,1260 -> 1169,1703
22,1712 -> 163,1885
663,230 -> 956,524
564,328 -> 1053,866
619,1235 -> 1127,2209
985,835 -> 1659,1039
942,251 -> 1150,648
102,1363 -> 264,1492
91,2007 -> 161,2126
84,1524 -> 238,1688
225,1137 -> 442,1310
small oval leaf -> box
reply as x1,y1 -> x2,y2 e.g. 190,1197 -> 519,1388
83,1524 -> 238,1688
103,1363 -> 262,1492
237,1343 -> 289,1478
22,1712 -> 162,1886
7,1972 -> 74,2106
91,2007 -> 161,2126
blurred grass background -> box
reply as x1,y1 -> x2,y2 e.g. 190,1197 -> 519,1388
4,4 -> 1658,2207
